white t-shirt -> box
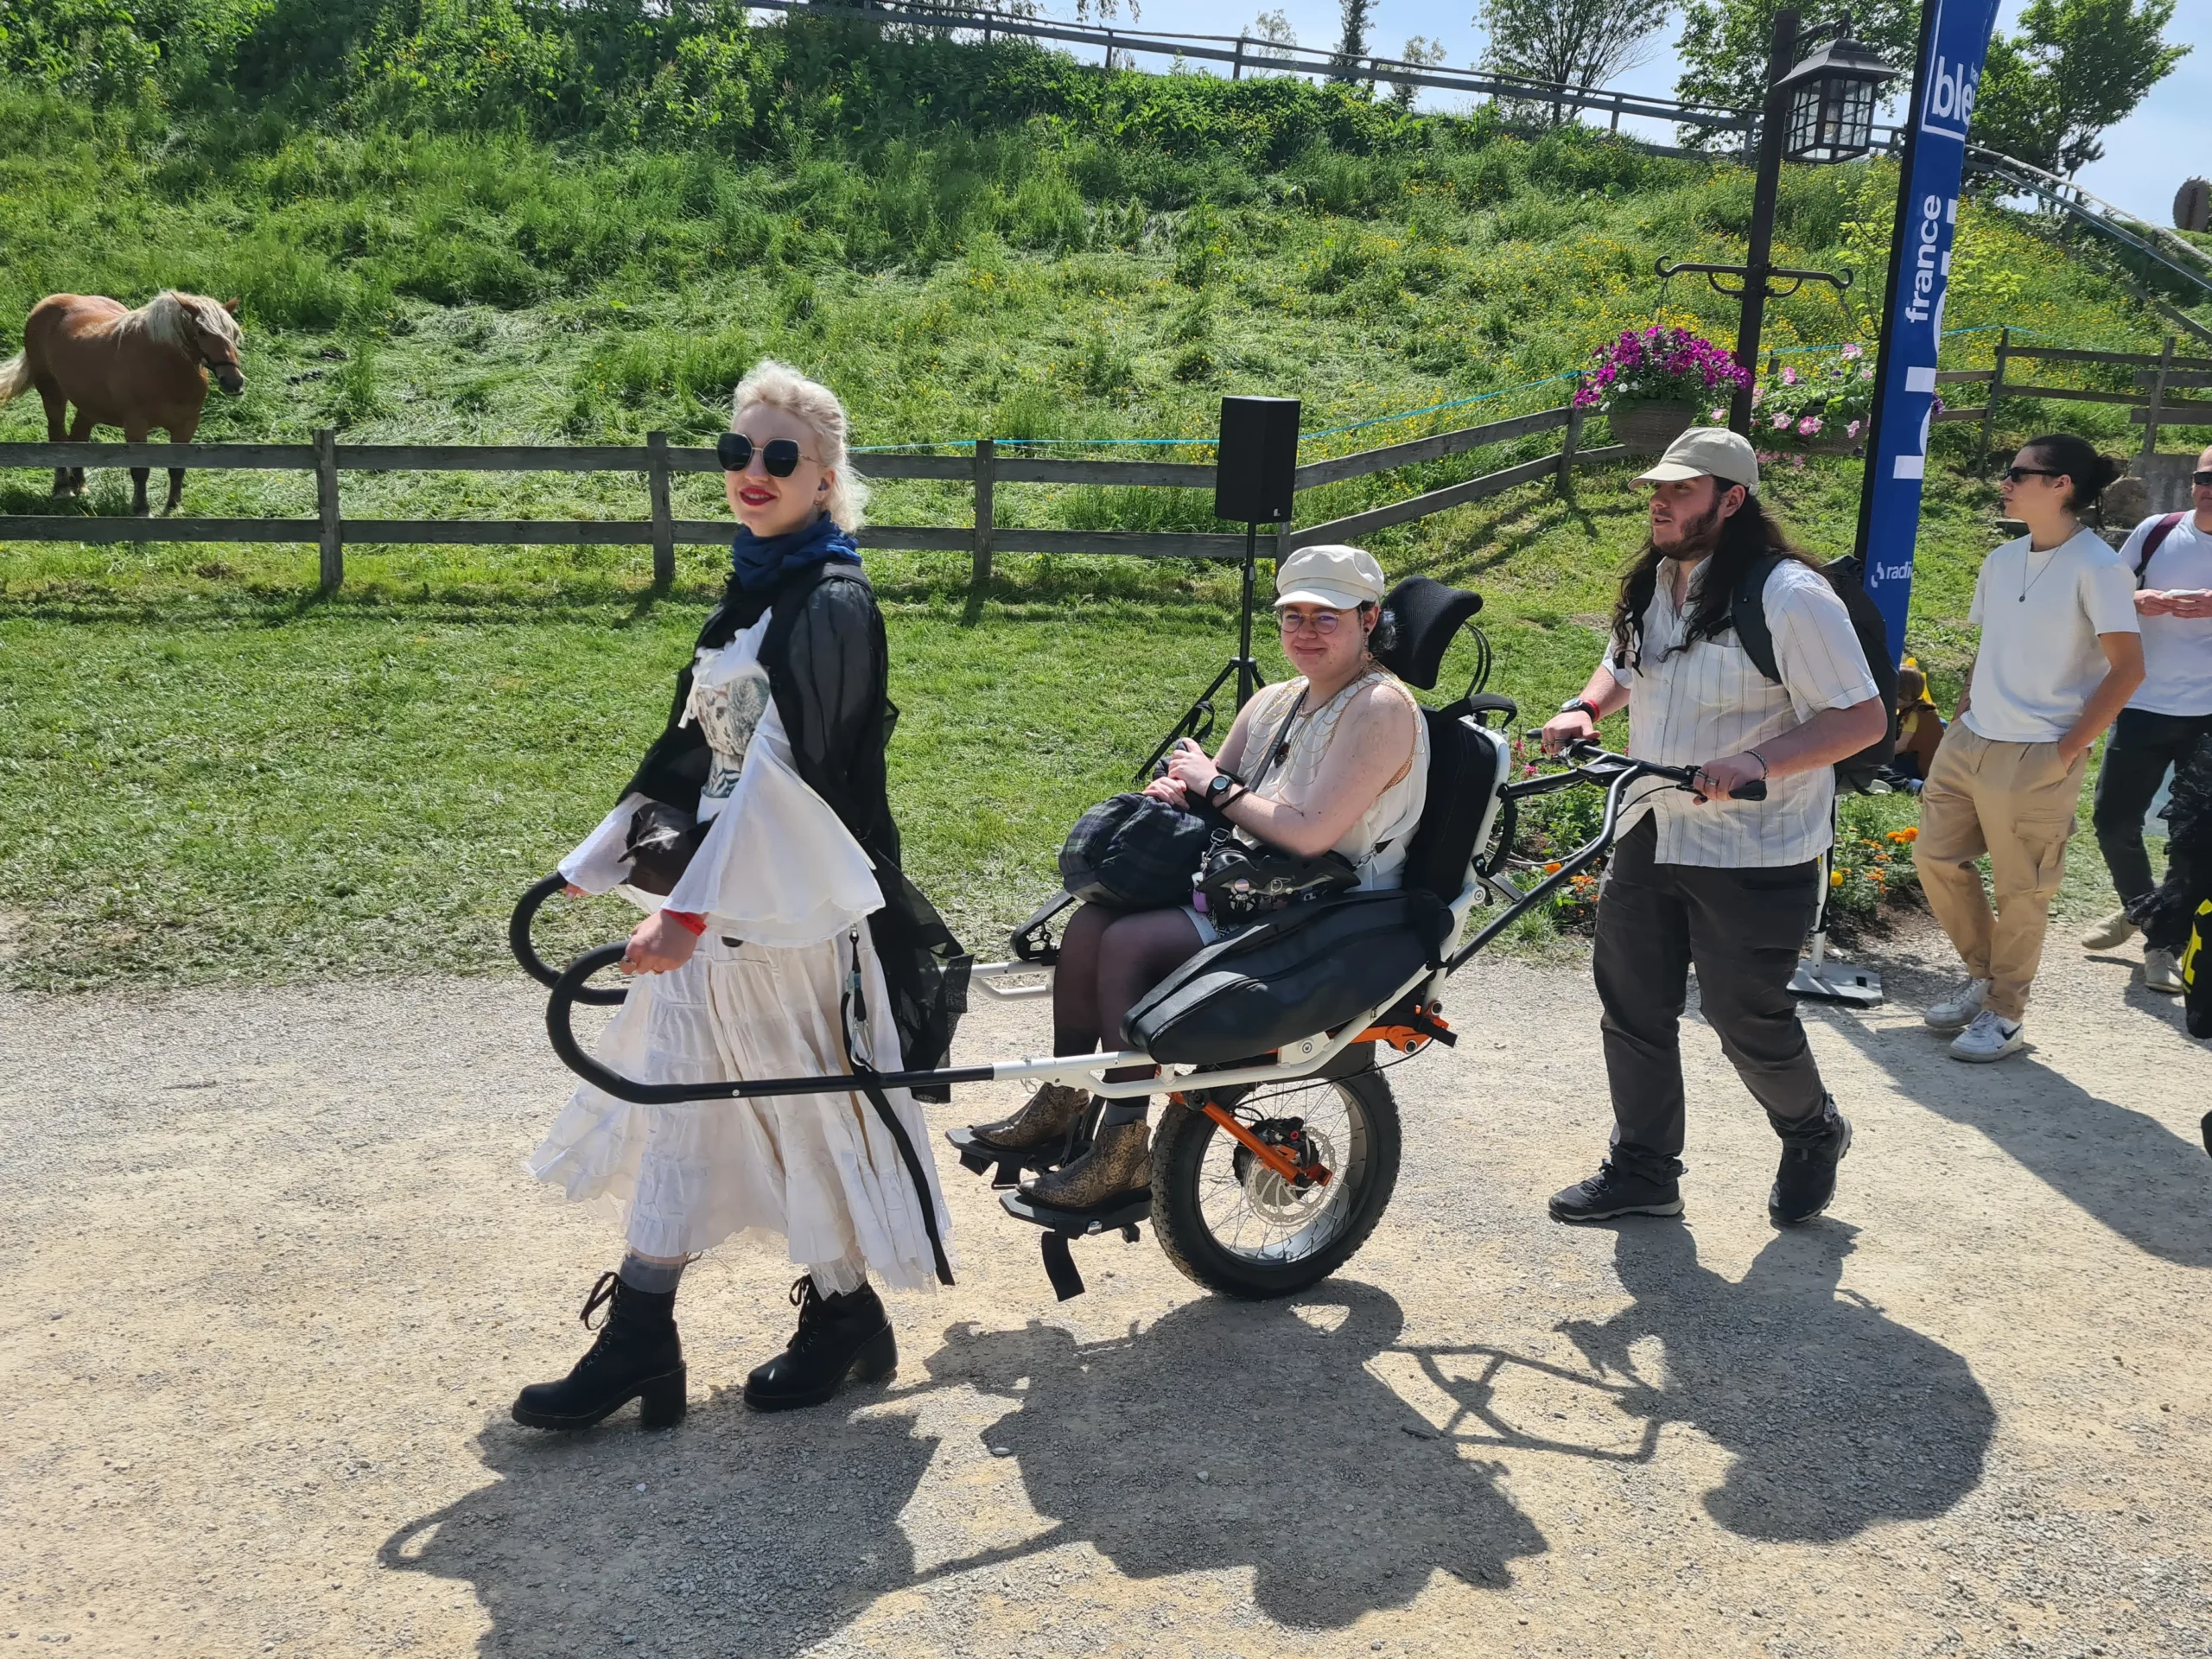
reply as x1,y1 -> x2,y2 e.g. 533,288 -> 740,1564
2115,512 -> 2212,717
1963,528 -> 2140,744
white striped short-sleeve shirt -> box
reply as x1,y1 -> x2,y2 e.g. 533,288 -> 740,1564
1603,557 -> 1879,868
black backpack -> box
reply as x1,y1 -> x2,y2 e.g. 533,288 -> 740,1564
1731,551 -> 1898,795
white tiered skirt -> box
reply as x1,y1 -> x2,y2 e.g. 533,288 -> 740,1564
526,929 -> 954,1294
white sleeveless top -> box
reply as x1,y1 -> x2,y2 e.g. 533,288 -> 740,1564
1237,668 -> 1428,891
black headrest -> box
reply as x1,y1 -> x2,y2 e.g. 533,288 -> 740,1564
1374,575 -> 1483,691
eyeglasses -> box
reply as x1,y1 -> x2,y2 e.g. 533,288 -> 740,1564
717,432 -> 812,476
2000,465 -> 2066,484
1278,607 -> 1349,635
2193,469 -> 2212,487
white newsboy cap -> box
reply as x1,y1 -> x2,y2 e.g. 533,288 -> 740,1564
1634,426 -> 1761,495
1274,543 -> 1386,610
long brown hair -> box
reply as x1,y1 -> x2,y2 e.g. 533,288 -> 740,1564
1608,489 -> 1822,672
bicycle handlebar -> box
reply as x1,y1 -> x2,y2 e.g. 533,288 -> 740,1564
1556,740 -> 1766,801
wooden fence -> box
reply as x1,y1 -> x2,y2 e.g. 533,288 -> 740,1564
1914,331 -> 2212,462
0,404 -> 1623,592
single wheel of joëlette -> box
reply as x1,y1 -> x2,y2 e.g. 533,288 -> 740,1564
1148,1064 -> 1402,1300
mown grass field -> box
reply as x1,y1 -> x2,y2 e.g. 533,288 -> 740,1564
0,36 -> 2189,989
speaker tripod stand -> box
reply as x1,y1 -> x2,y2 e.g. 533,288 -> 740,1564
1136,520 -> 1267,780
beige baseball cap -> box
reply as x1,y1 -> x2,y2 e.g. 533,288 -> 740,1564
1275,543 -> 1386,610
1634,426 -> 1760,495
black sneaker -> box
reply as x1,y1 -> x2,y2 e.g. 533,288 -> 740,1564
1548,1161 -> 1684,1223
1769,1113 -> 1853,1226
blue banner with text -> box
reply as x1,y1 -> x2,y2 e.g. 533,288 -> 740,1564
1859,0 -> 2001,653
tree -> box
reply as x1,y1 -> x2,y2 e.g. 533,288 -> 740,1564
1243,9 -> 1299,76
1674,0 -> 1916,137
1331,0 -> 1376,80
1968,0 -> 2188,175
1387,35 -> 1451,107
1478,0 -> 1673,127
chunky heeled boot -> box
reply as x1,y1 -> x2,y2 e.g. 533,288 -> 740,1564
1019,1118 -> 1152,1211
964,1081 -> 1094,1155
512,1272 -> 687,1431
742,1276 -> 898,1413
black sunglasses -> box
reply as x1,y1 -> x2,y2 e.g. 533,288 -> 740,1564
2193,469 -> 2212,487
717,432 -> 809,477
2001,465 -> 2067,484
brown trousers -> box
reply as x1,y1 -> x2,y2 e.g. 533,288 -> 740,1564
1912,726 -> 2089,1020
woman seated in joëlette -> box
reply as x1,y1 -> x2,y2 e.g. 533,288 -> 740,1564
959,544 -> 1427,1211
513,360 -> 963,1431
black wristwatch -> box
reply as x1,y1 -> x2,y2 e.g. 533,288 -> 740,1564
1205,772 -> 1240,808
1560,697 -> 1602,723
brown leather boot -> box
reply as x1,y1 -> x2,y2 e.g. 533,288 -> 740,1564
1020,1118 -> 1152,1211
966,1081 -> 1093,1154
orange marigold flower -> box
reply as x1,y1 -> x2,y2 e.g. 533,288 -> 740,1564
1543,861 -> 1564,874
1888,827 -> 1918,843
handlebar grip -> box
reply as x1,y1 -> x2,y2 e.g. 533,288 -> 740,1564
546,944 -> 636,1091
510,874 -> 627,1004
1731,779 -> 1768,802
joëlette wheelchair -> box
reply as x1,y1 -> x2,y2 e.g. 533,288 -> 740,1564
512,576 -> 1764,1304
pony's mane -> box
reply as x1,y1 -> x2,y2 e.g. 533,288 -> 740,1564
119,290 -> 243,353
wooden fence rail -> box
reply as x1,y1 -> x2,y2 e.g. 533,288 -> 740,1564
0,402 -> 1608,591
1959,331 -> 2212,461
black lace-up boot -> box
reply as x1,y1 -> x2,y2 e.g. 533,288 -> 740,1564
742,1276 -> 897,1413
512,1273 -> 686,1431
1769,1106 -> 1853,1226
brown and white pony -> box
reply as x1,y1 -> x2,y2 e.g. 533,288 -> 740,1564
0,290 -> 245,516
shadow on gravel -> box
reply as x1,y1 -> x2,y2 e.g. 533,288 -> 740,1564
1551,1221 -> 1996,1542
376,1281 -> 1543,1655
1808,972 -> 2212,1268
920,1281 -> 1547,1627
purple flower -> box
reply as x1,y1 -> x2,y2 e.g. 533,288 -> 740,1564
1782,365 -> 1799,386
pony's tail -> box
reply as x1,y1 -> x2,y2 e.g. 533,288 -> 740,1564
0,353 -> 31,406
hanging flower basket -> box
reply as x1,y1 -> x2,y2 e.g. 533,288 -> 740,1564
1608,399 -> 1701,453
1753,346 -> 1878,455
1576,326 -> 1752,454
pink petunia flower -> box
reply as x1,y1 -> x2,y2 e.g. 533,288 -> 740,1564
1782,366 -> 1798,385
1798,416 -> 1823,436
1709,406 -> 1727,423
1840,343 -> 1864,359
1847,418 -> 1862,438
1771,412 -> 1790,429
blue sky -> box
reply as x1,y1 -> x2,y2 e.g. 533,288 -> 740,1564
1065,0 -> 2211,224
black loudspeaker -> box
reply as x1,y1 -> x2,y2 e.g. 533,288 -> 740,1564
1214,395 -> 1300,524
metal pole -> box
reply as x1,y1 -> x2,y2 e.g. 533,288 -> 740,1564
1237,519 -> 1259,707
1730,8 -> 1800,435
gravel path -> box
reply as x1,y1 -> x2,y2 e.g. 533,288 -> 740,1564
3,928 -> 2208,1659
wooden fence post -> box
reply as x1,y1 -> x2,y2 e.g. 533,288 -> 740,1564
2142,335 -> 2175,460
1556,402 -> 1583,499
646,429 -> 675,588
315,428 -> 342,592
972,438 -> 996,592
1978,326 -> 2009,474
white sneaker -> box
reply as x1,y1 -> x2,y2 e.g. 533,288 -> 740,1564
2081,909 -> 2139,950
2145,947 -> 2185,995
1949,1009 -> 2025,1062
1924,977 -> 1991,1032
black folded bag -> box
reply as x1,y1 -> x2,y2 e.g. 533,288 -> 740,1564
1122,889 -> 1453,1065
1058,792 -> 1223,911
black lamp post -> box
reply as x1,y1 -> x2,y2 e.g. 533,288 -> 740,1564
1657,11 -> 1897,435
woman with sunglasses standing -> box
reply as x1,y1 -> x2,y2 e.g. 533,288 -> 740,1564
957,544 -> 1425,1211
1914,435 -> 2145,1061
513,361 -> 964,1429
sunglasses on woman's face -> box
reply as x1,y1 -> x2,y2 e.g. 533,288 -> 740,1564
2001,465 -> 2066,484
1278,607 -> 1350,635
717,432 -> 809,477
2193,469 -> 2212,487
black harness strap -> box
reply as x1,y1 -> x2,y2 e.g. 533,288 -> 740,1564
1039,1232 -> 1086,1301
841,926 -> 954,1287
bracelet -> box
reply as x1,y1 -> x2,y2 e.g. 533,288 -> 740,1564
1214,784 -> 1247,813
1746,749 -> 1770,779
664,909 -> 707,936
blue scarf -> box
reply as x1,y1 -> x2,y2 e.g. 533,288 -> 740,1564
729,513 -> 861,595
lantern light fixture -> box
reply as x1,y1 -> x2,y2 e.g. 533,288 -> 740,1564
1775,22 -> 1899,164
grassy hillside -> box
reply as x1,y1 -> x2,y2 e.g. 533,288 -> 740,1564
0,18 -> 2190,988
